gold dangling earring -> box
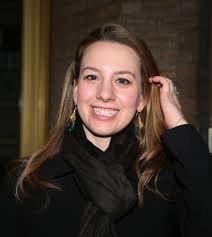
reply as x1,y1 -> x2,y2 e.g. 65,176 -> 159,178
68,105 -> 77,132
137,112 -> 143,129
135,111 -> 143,137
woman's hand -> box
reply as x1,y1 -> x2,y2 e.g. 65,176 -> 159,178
149,76 -> 188,129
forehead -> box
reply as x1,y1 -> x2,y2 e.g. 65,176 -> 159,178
81,41 -> 140,71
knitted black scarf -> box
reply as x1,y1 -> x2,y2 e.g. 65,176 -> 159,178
61,118 -> 139,237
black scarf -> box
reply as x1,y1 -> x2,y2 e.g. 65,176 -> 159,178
61,117 -> 139,237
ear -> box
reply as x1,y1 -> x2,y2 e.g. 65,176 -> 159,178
73,80 -> 78,105
137,96 -> 146,112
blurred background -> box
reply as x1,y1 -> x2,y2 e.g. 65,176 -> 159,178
0,0 -> 211,162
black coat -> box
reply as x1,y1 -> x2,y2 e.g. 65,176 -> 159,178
0,125 -> 212,237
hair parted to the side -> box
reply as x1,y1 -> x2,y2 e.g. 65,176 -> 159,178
16,23 -> 168,205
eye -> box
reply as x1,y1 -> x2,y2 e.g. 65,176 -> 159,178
116,78 -> 131,84
84,74 -> 97,80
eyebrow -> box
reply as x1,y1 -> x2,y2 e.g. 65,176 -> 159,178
81,66 -> 136,78
114,71 -> 135,78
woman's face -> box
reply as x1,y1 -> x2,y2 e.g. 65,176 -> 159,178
73,41 -> 145,146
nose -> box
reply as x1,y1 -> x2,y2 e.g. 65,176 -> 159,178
96,79 -> 115,102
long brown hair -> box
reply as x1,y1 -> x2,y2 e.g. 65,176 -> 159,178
16,23 -> 168,205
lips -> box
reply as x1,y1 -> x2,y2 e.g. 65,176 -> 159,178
92,107 -> 119,117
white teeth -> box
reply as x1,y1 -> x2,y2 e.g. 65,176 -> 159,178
93,107 -> 118,117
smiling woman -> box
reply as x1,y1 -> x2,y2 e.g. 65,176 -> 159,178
73,41 -> 145,149
1,23 -> 212,237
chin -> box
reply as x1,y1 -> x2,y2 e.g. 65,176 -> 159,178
90,128 -> 116,138
89,123 -> 128,137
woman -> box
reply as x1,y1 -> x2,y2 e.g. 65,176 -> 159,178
1,23 -> 212,237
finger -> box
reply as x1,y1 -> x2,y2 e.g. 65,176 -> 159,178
149,76 -> 172,94
150,76 -> 182,109
151,77 -> 180,99
169,80 -> 178,95
168,81 -> 182,109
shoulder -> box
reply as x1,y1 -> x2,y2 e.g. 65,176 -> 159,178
38,153 -> 74,180
160,124 -> 210,162
161,124 -> 208,150
0,152 -> 75,204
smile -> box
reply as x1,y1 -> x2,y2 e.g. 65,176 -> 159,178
93,107 -> 118,117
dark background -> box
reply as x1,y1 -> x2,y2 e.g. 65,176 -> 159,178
0,0 -> 21,161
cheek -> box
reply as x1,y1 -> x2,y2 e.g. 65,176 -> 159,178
118,90 -> 141,108
76,83 -> 95,104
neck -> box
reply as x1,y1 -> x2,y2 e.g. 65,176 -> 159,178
82,125 -> 111,151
